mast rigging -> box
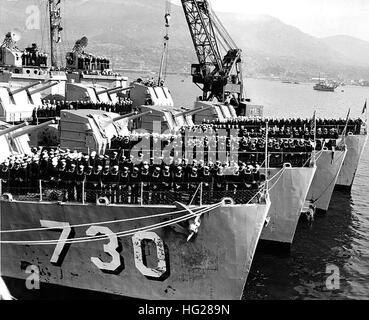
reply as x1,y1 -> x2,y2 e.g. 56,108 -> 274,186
48,0 -> 63,68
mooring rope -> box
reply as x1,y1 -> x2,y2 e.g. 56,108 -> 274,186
0,203 -> 222,245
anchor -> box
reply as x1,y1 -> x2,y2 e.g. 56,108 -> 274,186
170,202 -> 203,242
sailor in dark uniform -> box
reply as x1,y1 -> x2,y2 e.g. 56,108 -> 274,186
91,165 -> 103,199
151,166 -> 161,204
130,166 -> 140,204
188,166 -> 200,203
58,159 -> 68,189
200,165 -> 212,204
228,165 -> 240,196
75,165 -> 85,202
119,166 -> 130,204
109,165 -> 120,203
0,161 -> 10,191
101,165 -> 111,200
213,166 -> 225,202
66,164 -> 77,201
49,160 -> 60,189
161,165 -> 172,203
173,166 -> 184,202
141,164 -> 151,204
110,151 -> 119,167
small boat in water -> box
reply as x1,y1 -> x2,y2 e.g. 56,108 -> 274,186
313,81 -> 337,92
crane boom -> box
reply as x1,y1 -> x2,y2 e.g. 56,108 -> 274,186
181,0 -> 244,106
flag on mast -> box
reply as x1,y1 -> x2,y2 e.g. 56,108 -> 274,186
310,110 -> 316,149
362,99 -> 367,115
341,108 -> 351,138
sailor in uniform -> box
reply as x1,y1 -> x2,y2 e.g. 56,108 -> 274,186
119,167 -> 130,204
66,164 -> 77,201
173,166 -> 184,202
0,161 -> 10,191
188,167 -> 200,202
141,164 -> 151,204
161,166 -> 172,203
151,166 -> 161,204
75,165 -> 85,202
109,165 -> 120,203
101,165 -> 111,201
213,166 -> 225,202
130,167 -> 140,204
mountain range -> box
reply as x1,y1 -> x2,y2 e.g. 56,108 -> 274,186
1,0 -> 369,80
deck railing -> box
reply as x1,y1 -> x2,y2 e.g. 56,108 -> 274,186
0,180 -> 263,206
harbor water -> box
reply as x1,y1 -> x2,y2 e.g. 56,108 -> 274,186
163,75 -> 369,300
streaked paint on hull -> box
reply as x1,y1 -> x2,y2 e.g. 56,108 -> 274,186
307,149 -> 347,212
260,166 -> 316,245
336,134 -> 368,190
0,199 -> 270,300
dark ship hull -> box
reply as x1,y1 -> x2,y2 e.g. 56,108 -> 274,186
0,199 -> 270,300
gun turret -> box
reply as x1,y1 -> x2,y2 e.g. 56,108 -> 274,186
0,122 -> 29,137
11,120 -> 56,139
29,81 -> 60,96
9,81 -> 42,96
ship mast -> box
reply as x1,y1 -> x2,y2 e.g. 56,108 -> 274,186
48,0 -> 63,68
158,1 -> 171,86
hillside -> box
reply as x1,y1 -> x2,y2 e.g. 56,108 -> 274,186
1,0 -> 369,79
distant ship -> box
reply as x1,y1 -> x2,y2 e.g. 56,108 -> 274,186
313,80 -> 338,92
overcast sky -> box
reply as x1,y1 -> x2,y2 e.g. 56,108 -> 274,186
175,0 -> 369,41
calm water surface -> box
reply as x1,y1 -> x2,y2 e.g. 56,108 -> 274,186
164,75 -> 369,300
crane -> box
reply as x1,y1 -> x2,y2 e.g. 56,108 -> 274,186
181,0 -> 246,109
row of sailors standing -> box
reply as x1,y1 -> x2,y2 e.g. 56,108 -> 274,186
22,48 -> 48,67
110,129 -> 336,168
0,150 -> 263,204
205,117 -> 364,136
32,99 -> 134,122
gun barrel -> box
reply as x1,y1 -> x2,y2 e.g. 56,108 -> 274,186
110,86 -> 133,95
97,86 -> 133,95
11,120 -> 56,139
29,81 -> 60,95
197,105 -> 214,113
112,112 -> 137,123
127,111 -> 152,121
10,81 -> 43,96
97,86 -> 123,95
175,107 -> 205,118
0,122 -> 29,137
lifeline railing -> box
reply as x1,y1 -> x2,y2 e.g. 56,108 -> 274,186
0,180 -> 263,206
